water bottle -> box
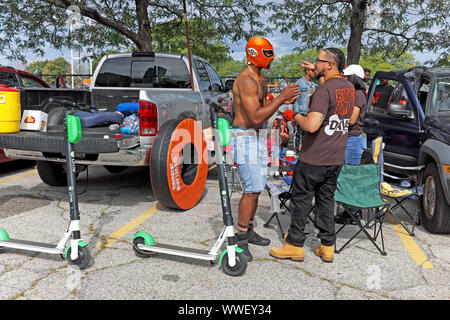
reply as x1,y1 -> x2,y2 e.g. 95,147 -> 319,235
109,123 -> 120,131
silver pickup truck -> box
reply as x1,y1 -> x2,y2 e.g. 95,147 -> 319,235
0,52 -> 233,210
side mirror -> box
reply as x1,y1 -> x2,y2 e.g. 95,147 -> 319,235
224,79 -> 234,92
388,103 -> 414,119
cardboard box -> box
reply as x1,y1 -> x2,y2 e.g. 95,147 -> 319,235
20,110 -> 48,132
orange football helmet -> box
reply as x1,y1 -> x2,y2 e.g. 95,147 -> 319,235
246,36 -> 274,69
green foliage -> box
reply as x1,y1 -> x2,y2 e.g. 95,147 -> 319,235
433,54 -> 450,67
25,57 -> 70,84
359,52 -> 420,74
215,58 -> 246,77
25,60 -> 48,75
0,0 -> 267,63
266,49 -> 320,78
269,0 -> 450,64
152,18 -> 230,68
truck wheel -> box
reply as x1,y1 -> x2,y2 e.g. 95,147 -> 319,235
150,118 -> 208,210
36,160 -> 68,186
420,162 -> 450,234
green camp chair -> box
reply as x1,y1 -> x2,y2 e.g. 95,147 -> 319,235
334,164 -> 388,256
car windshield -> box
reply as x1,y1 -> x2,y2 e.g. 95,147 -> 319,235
430,76 -> 450,114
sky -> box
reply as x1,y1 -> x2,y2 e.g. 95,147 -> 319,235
0,21 -> 442,71
1,33 -> 440,72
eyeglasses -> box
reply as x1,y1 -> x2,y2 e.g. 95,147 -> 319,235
315,58 -> 333,64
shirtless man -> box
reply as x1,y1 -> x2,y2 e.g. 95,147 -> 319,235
231,36 -> 299,261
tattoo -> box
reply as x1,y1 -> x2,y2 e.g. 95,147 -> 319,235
320,114 -> 325,123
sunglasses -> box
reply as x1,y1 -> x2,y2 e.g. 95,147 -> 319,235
263,49 -> 274,58
315,58 -> 333,64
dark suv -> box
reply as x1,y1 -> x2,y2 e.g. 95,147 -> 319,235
364,66 -> 450,234
0,66 -> 50,163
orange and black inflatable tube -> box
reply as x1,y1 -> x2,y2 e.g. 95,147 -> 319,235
150,118 -> 208,210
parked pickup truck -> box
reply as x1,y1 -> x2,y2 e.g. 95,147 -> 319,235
0,52 -> 232,210
364,66 -> 450,234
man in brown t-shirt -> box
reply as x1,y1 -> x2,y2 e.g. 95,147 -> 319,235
270,48 -> 355,263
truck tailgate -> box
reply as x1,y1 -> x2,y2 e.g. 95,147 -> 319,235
0,131 -> 120,154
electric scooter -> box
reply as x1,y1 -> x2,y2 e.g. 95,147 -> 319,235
132,102 -> 247,276
0,98 -> 91,270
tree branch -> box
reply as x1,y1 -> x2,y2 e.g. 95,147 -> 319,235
363,27 -> 412,41
41,0 -> 140,45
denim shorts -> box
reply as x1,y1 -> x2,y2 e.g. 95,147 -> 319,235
231,128 -> 268,193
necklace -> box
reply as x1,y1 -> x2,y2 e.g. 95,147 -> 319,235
247,65 -> 267,107
247,65 -> 264,81
325,73 -> 343,82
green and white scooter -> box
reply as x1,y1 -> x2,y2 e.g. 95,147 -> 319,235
132,102 -> 247,276
0,98 -> 91,270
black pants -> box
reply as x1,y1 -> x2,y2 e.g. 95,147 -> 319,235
286,161 -> 342,247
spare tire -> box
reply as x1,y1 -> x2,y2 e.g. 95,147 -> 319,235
150,118 -> 208,210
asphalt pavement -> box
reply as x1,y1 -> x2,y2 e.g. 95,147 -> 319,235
0,162 -> 448,303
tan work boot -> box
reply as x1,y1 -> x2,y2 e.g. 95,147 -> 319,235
269,242 -> 304,261
314,244 -> 335,262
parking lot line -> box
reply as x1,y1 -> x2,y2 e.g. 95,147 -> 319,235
0,169 -> 37,183
97,204 -> 159,248
389,217 -> 434,269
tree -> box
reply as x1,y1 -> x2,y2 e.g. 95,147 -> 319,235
25,57 -> 70,84
0,0 -> 266,62
25,60 -> 49,75
266,49 -> 320,78
152,18 -> 231,68
215,58 -> 246,77
269,0 -> 450,65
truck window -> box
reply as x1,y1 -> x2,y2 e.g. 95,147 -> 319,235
131,57 -> 191,88
430,77 -> 450,114
0,71 -> 20,87
21,76 -> 46,88
194,59 -> 212,91
95,57 -> 131,87
417,77 -> 430,112
205,63 -> 224,92
369,80 -> 415,120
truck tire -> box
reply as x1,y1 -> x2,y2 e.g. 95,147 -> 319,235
420,162 -> 450,234
36,160 -> 68,186
150,118 -> 208,210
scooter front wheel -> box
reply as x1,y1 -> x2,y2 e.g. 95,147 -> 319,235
67,246 -> 91,270
221,251 -> 247,277
132,237 -> 155,258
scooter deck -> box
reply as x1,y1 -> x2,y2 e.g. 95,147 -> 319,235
0,239 -> 64,255
137,243 -> 217,261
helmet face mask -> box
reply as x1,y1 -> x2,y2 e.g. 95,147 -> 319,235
246,36 -> 274,69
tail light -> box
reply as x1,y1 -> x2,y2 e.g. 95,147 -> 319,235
139,100 -> 157,136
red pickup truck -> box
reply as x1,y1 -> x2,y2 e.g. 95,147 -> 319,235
0,65 -> 51,163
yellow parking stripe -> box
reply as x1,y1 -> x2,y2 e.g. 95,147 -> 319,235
389,217 -> 433,269
0,169 -> 37,183
98,204 -> 159,248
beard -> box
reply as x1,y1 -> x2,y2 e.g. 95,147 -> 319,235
314,68 -> 324,80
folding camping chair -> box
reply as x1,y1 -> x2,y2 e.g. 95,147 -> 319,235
264,158 -> 315,237
371,137 -> 424,236
334,164 -> 388,256
264,176 -> 292,236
